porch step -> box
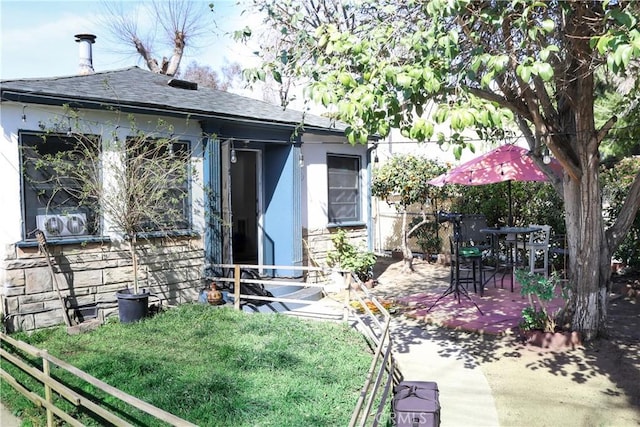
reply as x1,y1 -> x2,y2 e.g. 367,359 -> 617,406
240,285 -> 324,314
280,286 -> 323,302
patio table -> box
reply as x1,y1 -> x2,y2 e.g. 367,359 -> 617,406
480,226 -> 542,292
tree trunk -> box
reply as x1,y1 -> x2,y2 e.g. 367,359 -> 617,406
561,63 -> 610,341
552,4 -> 613,342
130,234 -> 140,295
563,172 -> 610,341
401,209 -> 414,272
164,33 -> 185,77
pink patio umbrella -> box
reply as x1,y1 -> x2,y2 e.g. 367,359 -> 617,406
428,144 -> 562,225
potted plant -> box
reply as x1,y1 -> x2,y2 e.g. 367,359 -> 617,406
34,115 -> 193,323
514,269 -> 561,332
514,269 -> 580,348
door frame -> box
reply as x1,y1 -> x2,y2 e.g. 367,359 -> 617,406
230,148 -> 263,265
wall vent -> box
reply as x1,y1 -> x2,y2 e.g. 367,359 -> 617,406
167,78 -> 198,90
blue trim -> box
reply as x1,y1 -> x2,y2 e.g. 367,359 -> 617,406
203,137 -> 222,271
263,143 -> 300,276
131,230 -> 200,240
366,145 -> 375,251
16,229 -> 199,248
292,144 -> 303,266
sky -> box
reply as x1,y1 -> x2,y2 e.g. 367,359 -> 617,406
0,0 -> 494,159
0,0 -> 261,81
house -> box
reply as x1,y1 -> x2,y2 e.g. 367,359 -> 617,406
0,35 -> 373,331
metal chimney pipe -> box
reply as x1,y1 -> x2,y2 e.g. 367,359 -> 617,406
74,34 -> 96,75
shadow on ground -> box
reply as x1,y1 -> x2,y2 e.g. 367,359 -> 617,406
371,256 -> 640,416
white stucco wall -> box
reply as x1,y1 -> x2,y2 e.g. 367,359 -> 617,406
0,102 -> 206,244
1,101 -> 209,330
299,133 -> 370,231
0,103 -> 24,260
0,102 -> 206,288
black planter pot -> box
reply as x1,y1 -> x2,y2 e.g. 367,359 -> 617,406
116,288 -> 150,323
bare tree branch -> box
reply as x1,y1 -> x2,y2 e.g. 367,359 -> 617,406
100,0 -> 211,76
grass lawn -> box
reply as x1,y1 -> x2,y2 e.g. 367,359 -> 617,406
1,304 -> 374,426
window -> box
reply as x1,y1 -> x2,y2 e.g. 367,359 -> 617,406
154,140 -> 190,231
327,154 -> 361,224
20,132 -> 99,240
19,131 -> 191,241
126,138 -> 191,232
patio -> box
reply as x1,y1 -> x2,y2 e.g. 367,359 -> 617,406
373,258 -> 567,336
395,275 -> 567,336
369,257 -> 640,426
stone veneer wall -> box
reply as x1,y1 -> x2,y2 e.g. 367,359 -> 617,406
1,237 -> 204,332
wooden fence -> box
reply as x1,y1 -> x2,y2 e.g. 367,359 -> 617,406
2,263 -> 402,426
347,280 -> 403,427
0,332 -> 197,426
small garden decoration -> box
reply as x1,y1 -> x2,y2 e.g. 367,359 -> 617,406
350,299 -> 398,315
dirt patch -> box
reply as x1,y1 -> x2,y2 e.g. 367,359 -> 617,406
370,257 -> 640,427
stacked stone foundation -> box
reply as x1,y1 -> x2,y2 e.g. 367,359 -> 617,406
1,237 -> 204,332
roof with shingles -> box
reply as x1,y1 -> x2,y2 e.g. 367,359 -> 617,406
0,66 -> 346,133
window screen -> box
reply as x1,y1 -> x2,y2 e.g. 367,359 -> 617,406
20,132 -> 99,240
327,154 -> 360,223
127,138 -> 191,232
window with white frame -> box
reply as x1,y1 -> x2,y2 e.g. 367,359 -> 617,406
20,131 -> 99,240
327,154 -> 361,224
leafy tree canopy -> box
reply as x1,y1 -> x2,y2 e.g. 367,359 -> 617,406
249,1 -> 639,147
248,0 -> 640,340
372,154 -> 447,207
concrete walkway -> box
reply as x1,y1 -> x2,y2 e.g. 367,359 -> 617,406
0,402 -> 21,427
390,316 -> 499,427
338,256 -> 499,426
289,294 -> 500,426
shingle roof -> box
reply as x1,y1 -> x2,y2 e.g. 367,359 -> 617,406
0,66 -> 346,133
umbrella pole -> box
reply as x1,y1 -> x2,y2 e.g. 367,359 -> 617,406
508,181 -> 513,226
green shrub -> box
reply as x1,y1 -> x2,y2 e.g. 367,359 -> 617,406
326,228 -> 377,281
409,216 -> 441,260
515,269 -> 565,332
601,157 -> 640,268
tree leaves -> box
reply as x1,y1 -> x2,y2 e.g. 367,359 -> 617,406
250,0 -> 638,153
590,7 -> 640,74
371,154 -> 447,208
248,0 -> 640,341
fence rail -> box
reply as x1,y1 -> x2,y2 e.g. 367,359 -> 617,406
2,263 -> 401,426
347,278 -> 402,427
0,332 -> 197,426
208,263 -> 353,320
